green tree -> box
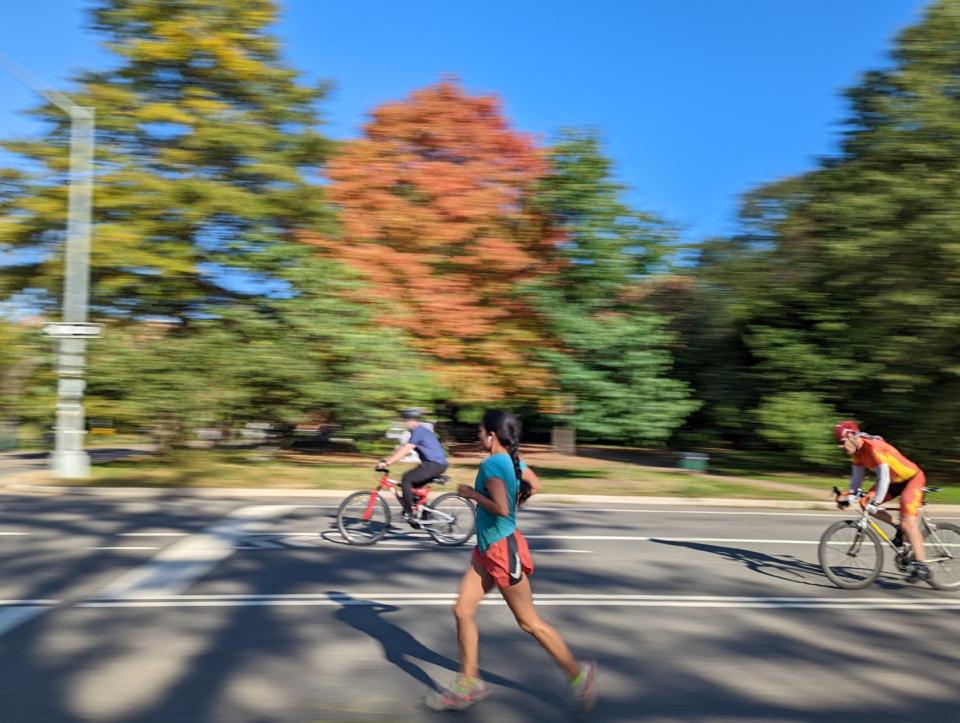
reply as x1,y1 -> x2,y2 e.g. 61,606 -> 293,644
0,319 -> 53,448
532,130 -> 697,443
0,0 -> 331,319
87,259 -> 437,452
686,0 -> 960,469
1,0 -> 436,450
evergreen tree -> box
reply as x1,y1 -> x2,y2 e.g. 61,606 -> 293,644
533,130 -> 697,443
1,0 -> 434,446
1,0 -> 332,319
688,0 -> 960,467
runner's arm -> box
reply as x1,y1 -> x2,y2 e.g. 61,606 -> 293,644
521,467 -> 541,496
459,477 -> 510,517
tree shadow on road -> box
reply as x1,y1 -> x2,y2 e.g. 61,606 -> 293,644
326,591 -> 530,698
651,539 -> 907,590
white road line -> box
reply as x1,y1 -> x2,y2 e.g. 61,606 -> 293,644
523,535 -> 821,544
118,532 -> 191,537
290,503 -> 855,518
287,505 -> 343,509
526,508 -> 839,517
78,593 -> 960,611
0,599 -> 60,605
261,544 -> 590,553
93,505 -> 295,600
83,592 -> 951,602
294,503 -> 841,517
656,537 -> 817,544
530,549 -> 594,554
89,546 -> 160,551
0,606 -> 49,638
0,531 -> 31,536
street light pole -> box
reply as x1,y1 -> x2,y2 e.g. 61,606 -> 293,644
0,53 -> 95,479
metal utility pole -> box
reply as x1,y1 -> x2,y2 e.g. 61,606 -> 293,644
0,53 -> 97,479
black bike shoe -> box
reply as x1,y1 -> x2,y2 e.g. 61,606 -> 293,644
402,511 -> 421,529
907,561 -> 932,584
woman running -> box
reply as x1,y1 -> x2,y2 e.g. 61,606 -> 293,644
426,409 -> 596,712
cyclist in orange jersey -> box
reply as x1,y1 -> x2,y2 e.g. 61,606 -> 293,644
833,420 -> 930,583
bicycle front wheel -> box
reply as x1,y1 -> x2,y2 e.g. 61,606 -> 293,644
819,520 -> 884,589
336,491 -> 391,545
423,493 -> 476,546
924,522 -> 960,591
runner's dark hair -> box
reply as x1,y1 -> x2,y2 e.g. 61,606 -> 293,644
482,409 -> 532,506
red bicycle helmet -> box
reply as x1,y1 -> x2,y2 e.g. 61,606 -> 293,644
833,420 -> 860,442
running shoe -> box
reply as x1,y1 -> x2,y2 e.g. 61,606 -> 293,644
570,661 -> 597,712
424,677 -> 491,711
907,561 -> 932,584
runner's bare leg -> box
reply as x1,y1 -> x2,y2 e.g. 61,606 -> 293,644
453,557 -> 494,680
500,574 -> 580,680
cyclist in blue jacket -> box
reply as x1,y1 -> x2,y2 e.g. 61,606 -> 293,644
377,408 -> 448,526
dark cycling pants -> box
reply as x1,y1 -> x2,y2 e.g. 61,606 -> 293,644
401,461 -> 448,514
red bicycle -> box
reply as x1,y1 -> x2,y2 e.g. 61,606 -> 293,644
335,468 -> 476,546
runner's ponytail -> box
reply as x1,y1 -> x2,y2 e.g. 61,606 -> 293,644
482,409 -> 532,506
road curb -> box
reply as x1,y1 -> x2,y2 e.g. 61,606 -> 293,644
6,482 -> 960,513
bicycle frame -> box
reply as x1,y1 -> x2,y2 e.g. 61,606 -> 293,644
360,474 -> 397,521
845,491 -> 953,565
361,473 -> 458,527
850,504 -> 901,551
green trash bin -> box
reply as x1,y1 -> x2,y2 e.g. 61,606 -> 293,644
678,452 -> 709,473
0,422 -> 16,452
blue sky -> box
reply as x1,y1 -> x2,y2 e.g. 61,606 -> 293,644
0,0 -> 930,242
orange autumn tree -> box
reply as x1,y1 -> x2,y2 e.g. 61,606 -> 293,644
311,80 -> 559,403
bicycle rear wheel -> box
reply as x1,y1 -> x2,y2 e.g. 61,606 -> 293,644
336,491 -> 391,545
423,493 -> 476,546
923,522 -> 960,591
818,520 -> 884,589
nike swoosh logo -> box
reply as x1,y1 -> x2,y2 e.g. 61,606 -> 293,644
512,553 -> 521,579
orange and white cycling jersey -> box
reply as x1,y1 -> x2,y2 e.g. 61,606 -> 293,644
852,438 -> 920,483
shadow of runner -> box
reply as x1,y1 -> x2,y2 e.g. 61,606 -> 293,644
651,539 -> 906,590
326,591 -> 530,697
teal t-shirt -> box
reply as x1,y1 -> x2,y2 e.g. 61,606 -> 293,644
474,453 -> 525,552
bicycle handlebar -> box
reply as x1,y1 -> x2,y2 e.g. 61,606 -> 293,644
832,485 -> 863,498
832,485 -> 864,510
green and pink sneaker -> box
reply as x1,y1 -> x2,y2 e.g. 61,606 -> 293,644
571,661 -> 598,711
424,677 -> 491,711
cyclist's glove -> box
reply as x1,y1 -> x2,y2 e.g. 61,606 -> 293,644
375,460 -> 389,472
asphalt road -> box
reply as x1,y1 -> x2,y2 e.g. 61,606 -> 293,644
0,493 -> 958,723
